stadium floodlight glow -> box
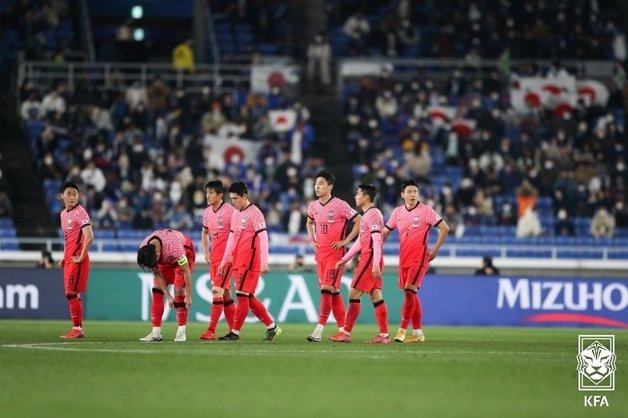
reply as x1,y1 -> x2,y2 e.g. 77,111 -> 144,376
133,28 -> 145,41
131,5 -> 143,19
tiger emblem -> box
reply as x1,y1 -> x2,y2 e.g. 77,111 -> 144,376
577,341 -> 617,385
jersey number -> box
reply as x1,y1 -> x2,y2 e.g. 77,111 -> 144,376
321,224 -> 328,234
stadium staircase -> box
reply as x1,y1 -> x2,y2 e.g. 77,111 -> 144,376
0,111 -> 56,245
301,92 -> 354,200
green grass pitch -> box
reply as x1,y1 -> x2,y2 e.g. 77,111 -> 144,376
0,320 -> 626,418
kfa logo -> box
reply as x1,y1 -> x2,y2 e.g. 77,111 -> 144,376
577,335 -> 616,408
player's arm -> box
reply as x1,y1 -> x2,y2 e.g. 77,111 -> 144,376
429,220 -> 450,261
177,256 -> 193,308
335,234 -> 362,270
383,225 -> 393,241
72,224 -> 94,264
306,216 -> 319,252
332,214 -> 361,250
201,226 -> 211,264
371,232 -> 382,277
218,231 -> 235,273
259,229 -> 269,274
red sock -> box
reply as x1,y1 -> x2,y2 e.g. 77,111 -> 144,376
233,294 -> 250,332
318,290 -> 333,325
151,288 -> 165,327
343,299 -> 361,333
224,298 -> 236,330
249,295 -> 273,326
412,294 -> 423,330
67,294 -> 81,327
400,289 -> 417,329
174,295 -> 188,326
373,300 -> 388,334
208,297 -> 224,333
77,297 -> 84,327
332,292 -> 346,328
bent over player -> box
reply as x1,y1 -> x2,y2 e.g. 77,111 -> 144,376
137,229 -> 196,342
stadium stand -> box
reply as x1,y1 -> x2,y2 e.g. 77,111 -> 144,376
1,0 -> 627,265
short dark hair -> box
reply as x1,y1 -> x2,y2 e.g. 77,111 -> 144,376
137,244 -> 158,270
358,183 -> 377,202
401,179 -> 419,192
228,181 -> 248,196
315,170 -> 335,185
60,181 -> 80,193
205,180 -> 225,194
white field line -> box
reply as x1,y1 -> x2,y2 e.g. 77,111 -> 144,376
4,342 -> 623,361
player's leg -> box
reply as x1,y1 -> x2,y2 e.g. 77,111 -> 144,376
60,262 -> 85,339
330,287 -> 362,342
202,263 -> 230,340
308,261 -> 334,342
173,247 -> 196,342
219,269 -> 249,340
406,269 -> 428,343
238,271 -> 280,341
367,287 -> 390,344
140,266 -> 172,342
331,266 -> 346,332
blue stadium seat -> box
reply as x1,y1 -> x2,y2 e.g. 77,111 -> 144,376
96,230 -> 116,239
456,248 -> 501,258
506,248 -> 552,258
102,243 -> 120,252
0,227 -> 16,237
0,218 -> 13,227
0,238 -> 19,250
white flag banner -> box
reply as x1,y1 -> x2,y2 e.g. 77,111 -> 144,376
203,135 -> 263,165
426,106 -> 456,122
577,80 -> 610,107
250,64 -> 300,94
510,76 -> 577,113
269,109 -> 297,132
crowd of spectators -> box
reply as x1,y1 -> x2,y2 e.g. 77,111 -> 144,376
344,58 -> 628,240
0,0 -> 75,71
21,74 -> 318,234
326,0 -> 626,61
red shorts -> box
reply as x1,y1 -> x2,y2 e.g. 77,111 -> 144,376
399,266 -> 428,289
157,243 -> 196,288
63,256 -> 90,294
234,268 -> 260,294
210,262 -> 233,290
316,257 -> 343,288
350,255 -> 383,294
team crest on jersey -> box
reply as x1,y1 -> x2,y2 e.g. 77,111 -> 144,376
327,210 -> 335,223
240,218 -> 246,228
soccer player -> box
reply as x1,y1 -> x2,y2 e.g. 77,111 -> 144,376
199,180 -> 236,340
383,179 -> 449,343
217,181 -> 281,341
59,181 -> 94,339
137,229 -> 196,342
306,170 -> 361,342
330,184 -> 389,344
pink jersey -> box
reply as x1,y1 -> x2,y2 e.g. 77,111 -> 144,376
357,207 -> 384,256
307,196 -> 358,259
141,229 -> 190,267
202,202 -> 234,264
60,204 -> 91,259
230,204 -> 267,270
386,203 -> 442,268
